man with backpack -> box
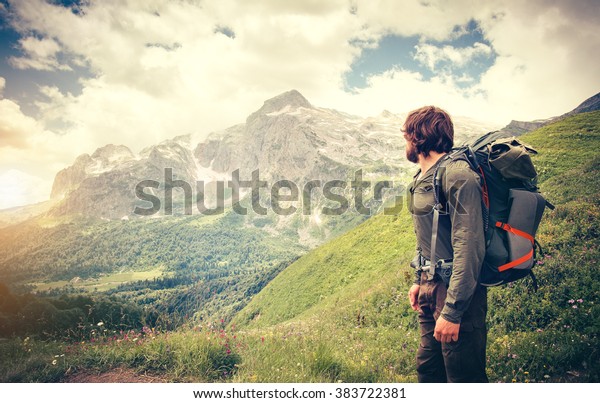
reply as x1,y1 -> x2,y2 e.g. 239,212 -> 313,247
405,106 -> 489,383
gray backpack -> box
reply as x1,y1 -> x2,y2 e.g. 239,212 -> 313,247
432,131 -> 554,288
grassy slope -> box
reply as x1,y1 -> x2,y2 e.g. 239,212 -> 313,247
234,210 -> 415,329
522,111 -> 600,184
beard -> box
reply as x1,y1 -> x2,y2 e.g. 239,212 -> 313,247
406,142 -> 419,163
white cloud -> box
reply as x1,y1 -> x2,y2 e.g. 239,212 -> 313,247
0,96 -> 40,148
473,0 -> 600,120
0,169 -> 50,209
326,0 -> 600,123
318,68 -> 491,126
414,42 -> 493,71
352,0 -> 475,41
8,0 -> 364,150
8,36 -> 72,71
0,76 -> 96,205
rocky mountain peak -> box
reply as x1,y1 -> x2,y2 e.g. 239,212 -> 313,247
50,155 -> 91,199
262,89 -> 311,112
50,145 -> 134,200
246,90 -> 312,123
379,110 -> 396,119
91,144 -> 134,162
73,153 -> 94,167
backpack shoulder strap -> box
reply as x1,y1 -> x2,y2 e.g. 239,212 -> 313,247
429,160 -> 445,276
429,149 -> 468,275
430,148 -> 488,274
432,147 -> 475,206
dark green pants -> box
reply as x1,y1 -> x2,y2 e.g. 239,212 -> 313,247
416,274 -> 488,383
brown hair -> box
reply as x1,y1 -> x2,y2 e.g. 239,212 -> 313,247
403,106 -> 454,157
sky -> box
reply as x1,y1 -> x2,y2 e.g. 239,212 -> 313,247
0,0 -> 599,209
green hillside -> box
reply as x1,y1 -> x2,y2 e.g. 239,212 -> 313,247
233,210 -> 415,328
0,211 -> 306,330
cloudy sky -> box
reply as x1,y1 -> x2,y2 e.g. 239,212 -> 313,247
0,0 -> 599,209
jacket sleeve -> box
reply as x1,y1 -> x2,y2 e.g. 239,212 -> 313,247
440,164 -> 486,324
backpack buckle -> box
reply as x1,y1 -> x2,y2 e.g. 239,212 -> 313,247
435,259 -> 453,285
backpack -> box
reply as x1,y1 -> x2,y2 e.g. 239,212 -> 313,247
431,131 -> 554,289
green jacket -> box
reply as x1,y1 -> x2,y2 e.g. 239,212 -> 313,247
408,157 -> 486,324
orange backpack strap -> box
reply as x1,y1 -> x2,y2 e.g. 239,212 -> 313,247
495,222 -> 535,272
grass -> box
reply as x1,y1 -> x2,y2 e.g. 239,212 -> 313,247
0,337 -> 67,382
521,111 -> 600,183
1,321 -> 416,383
1,325 -> 241,382
234,210 -> 415,329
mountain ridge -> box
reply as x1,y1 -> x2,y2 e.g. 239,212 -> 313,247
27,90 -> 495,223
499,91 -> 600,137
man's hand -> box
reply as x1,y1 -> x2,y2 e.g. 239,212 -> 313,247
434,316 -> 460,343
408,284 -> 420,311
